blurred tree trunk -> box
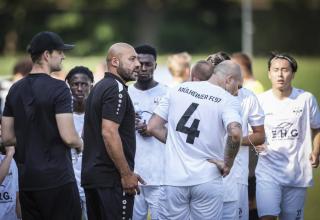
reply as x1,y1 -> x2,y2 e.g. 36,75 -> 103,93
3,30 -> 18,55
134,2 -> 163,47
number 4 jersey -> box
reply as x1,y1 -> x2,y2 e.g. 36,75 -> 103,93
154,81 -> 242,186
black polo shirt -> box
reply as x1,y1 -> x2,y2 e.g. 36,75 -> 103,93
3,73 -> 75,191
81,72 -> 136,188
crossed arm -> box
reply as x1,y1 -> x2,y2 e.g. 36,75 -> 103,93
242,125 -> 265,152
147,113 -> 168,144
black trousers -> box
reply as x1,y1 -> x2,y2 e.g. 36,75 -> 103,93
20,182 -> 81,220
85,186 -> 134,220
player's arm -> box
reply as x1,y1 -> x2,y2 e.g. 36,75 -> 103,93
0,147 -> 15,184
310,128 -> 320,168
102,119 -> 145,195
56,113 -> 83,151
224,122 -> 242,171
147,113 -> 167,143
241,125 -> 265,149
1,116 -> 16,146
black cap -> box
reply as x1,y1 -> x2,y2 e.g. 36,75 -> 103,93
27,31 -> 74,54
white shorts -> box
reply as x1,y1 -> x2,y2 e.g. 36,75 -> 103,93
133,186 -> 160,220
237,183 -> 248,220
223,201 -> 238,220
256,180 -> 306,220
158,179 -> 223,220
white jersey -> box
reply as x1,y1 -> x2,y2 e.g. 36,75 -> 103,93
0,155 -> 19,220
256,88 -> 320,187
154,81 -> 242,186
128,83 -> 167,185
223,88 -> 265,201
71,113 -> 85,197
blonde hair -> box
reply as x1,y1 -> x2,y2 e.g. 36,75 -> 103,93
167,52 -> 191,78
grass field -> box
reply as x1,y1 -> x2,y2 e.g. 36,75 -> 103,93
0,55 -> 319,219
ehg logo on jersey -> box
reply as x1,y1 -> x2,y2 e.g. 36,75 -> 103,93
271,122 -> 299,140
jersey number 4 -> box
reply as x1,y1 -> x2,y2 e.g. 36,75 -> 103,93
176,103 -> 200,144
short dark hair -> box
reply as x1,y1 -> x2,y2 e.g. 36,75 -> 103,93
206,51 -> 231,68
134,44 -> 157,60
191,60 -> 214,81
65,66 -> 94,83
268,52 -> 298,73
12,57 -> 32,76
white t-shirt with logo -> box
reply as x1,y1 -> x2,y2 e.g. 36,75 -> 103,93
256,88 -> 320,187
128,83 -> 167,186
223,88 -> 265,201
71,113 -> 85,197
154,81 -> 242,186
0,155 -> 19,220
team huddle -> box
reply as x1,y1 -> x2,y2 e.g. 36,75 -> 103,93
0,31 -> 319,220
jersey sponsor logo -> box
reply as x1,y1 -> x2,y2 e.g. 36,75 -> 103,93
0,187 -> 13,203
178,87 -> 222,103
271,122 -> 299,140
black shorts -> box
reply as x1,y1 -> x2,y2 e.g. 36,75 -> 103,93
85,186 -> 134,220
20,182 -> 81,220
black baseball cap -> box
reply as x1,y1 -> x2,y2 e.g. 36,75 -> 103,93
27,31 -> 75,54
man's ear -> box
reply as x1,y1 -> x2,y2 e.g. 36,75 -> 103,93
43,50 -> 50,62
111,57 -> 120,67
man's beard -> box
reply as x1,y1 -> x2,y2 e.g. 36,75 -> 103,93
118,65 -> 136,82
51,63 -> 62,72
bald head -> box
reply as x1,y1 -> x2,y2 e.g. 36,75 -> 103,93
210,60 -> 242,95
191,60 -> 214,81
106,42 -> 140,82
107,42 -> 135,65
213,60 -> 241,79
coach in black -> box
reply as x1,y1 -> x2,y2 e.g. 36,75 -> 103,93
1,31 -> 83,220
82,42 -> 144,220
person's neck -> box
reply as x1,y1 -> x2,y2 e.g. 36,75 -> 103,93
134,79 -> 158,91
73,101 -> 85,114
272,86 -> 293,100
172,76 -> 184,84
107,69 -> 127,84
29,64 -> 50,75
243,73 -> 254,81
208,76 -> 225,89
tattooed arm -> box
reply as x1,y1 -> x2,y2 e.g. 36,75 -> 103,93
224,122 -> 242,173
147,114 -> 168,144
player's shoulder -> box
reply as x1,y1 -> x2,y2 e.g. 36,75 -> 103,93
239,87 -> 255,97
257,89 -> 272,100
292,87 -> 311,98
157,82 -> 169,91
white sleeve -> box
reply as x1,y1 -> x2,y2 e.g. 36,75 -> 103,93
309,95 -> 320,129
248,94 -> 265,127
222,96 -> 242,129
153,90 -> 170,121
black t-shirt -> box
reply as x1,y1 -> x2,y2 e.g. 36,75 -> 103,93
3,73 -> 75,191
81,72 -> 136,188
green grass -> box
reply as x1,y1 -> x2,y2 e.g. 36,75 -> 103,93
0,55 -> 320,219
